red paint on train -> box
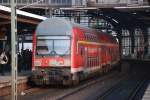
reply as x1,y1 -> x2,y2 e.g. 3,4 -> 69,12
31,18 -> 121,85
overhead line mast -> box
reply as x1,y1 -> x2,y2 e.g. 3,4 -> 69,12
11,0 -> 18,100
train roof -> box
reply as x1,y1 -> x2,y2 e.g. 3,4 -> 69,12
36,17 -> 74,36
36,17 -> 117,43
36,17 -> 93,36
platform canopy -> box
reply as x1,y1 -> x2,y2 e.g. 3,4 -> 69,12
0,5 -> 47,26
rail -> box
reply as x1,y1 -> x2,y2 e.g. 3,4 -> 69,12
56,71 -> 127,100
96,72 -> 148,100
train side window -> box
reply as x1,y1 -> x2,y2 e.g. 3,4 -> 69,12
87,35 -> 89,41
80,47 -> 84,56
85,35 -> 87,40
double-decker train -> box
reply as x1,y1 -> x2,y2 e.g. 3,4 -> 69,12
31,17 -> 121,85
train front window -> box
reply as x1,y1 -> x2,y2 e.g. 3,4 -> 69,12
36,36 -> 70,56
36,40 -> 53,55
54,40 -> 70,55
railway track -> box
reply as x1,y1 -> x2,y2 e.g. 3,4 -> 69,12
56,68 -> 149,100
96,72 -> 148,100
3,68 -> 148,100
0,70 -> 121,100
56,71 -> 129,100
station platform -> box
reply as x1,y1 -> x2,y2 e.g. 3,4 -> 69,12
142,83 -> 150,100
122,58 -> 150,66
122,58 -> 150,62
0,71 -> 31,96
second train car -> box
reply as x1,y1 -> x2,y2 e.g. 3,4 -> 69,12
31,17 -> 121,85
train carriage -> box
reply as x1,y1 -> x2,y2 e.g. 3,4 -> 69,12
31,17 -> 120,85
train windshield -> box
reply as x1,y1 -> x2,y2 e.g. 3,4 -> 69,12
36,36 -> 70,56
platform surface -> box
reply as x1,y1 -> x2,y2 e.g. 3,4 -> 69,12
0,71 -> 31,88
142,83 -> 150,100
0,76 -> 27,88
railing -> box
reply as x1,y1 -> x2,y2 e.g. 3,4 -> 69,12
0,0 -> 149,8
87,0 -> 149,7
0,0 -> 84,7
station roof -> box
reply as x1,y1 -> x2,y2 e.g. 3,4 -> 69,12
59,6 -> 150,27
0,5 -> 47,26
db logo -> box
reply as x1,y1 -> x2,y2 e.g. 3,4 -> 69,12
57,59 -> 64,65
42,59 -> 49,66
59,60 -> 64,65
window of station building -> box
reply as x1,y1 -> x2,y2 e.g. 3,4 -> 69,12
17,0 -> 21,3
148,38 -> 150,53
61,0 -> 70,4
134,28 -> 144,53
2,0 -> 9,3
74,0 -> 82,6
51,0 -> 56,3
41,0 -> 49,4
121,29 -> 132,56
54,0 -> 61,4
22,0 -> 27,4
19,43 -> 32,52
80,16 -> 89,27
28,0 -> 33,4
31,0 -> 38,3
56,0 -> 61,4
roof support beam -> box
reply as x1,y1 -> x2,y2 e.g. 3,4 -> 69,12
0,21 -> 10,26
0,13 -> 40,24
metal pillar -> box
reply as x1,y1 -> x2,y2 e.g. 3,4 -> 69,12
142,27 -> 148,55
116,27 -> 122,58
49,8 -> 53,18
129,28 -> 135,54
11,0 -> 18,100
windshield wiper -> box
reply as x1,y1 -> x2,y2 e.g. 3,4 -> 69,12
50,50 -> 57,56
58,48 -> 70,57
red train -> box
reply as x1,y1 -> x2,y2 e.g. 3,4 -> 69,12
31,17 -> 121,85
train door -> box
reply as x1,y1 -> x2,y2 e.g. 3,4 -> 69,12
109,48 -> 113,66
84,47 -> 88,69
101,46 -> 104,66
106,47 -> 111,65
77,45 -> 88,80
103,46 -> 107,66
83,47 -> 88,78
99,47 -> 102,69
104,47 -> 109,73
77,45 -> 84,67
78,45 -> 88,68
